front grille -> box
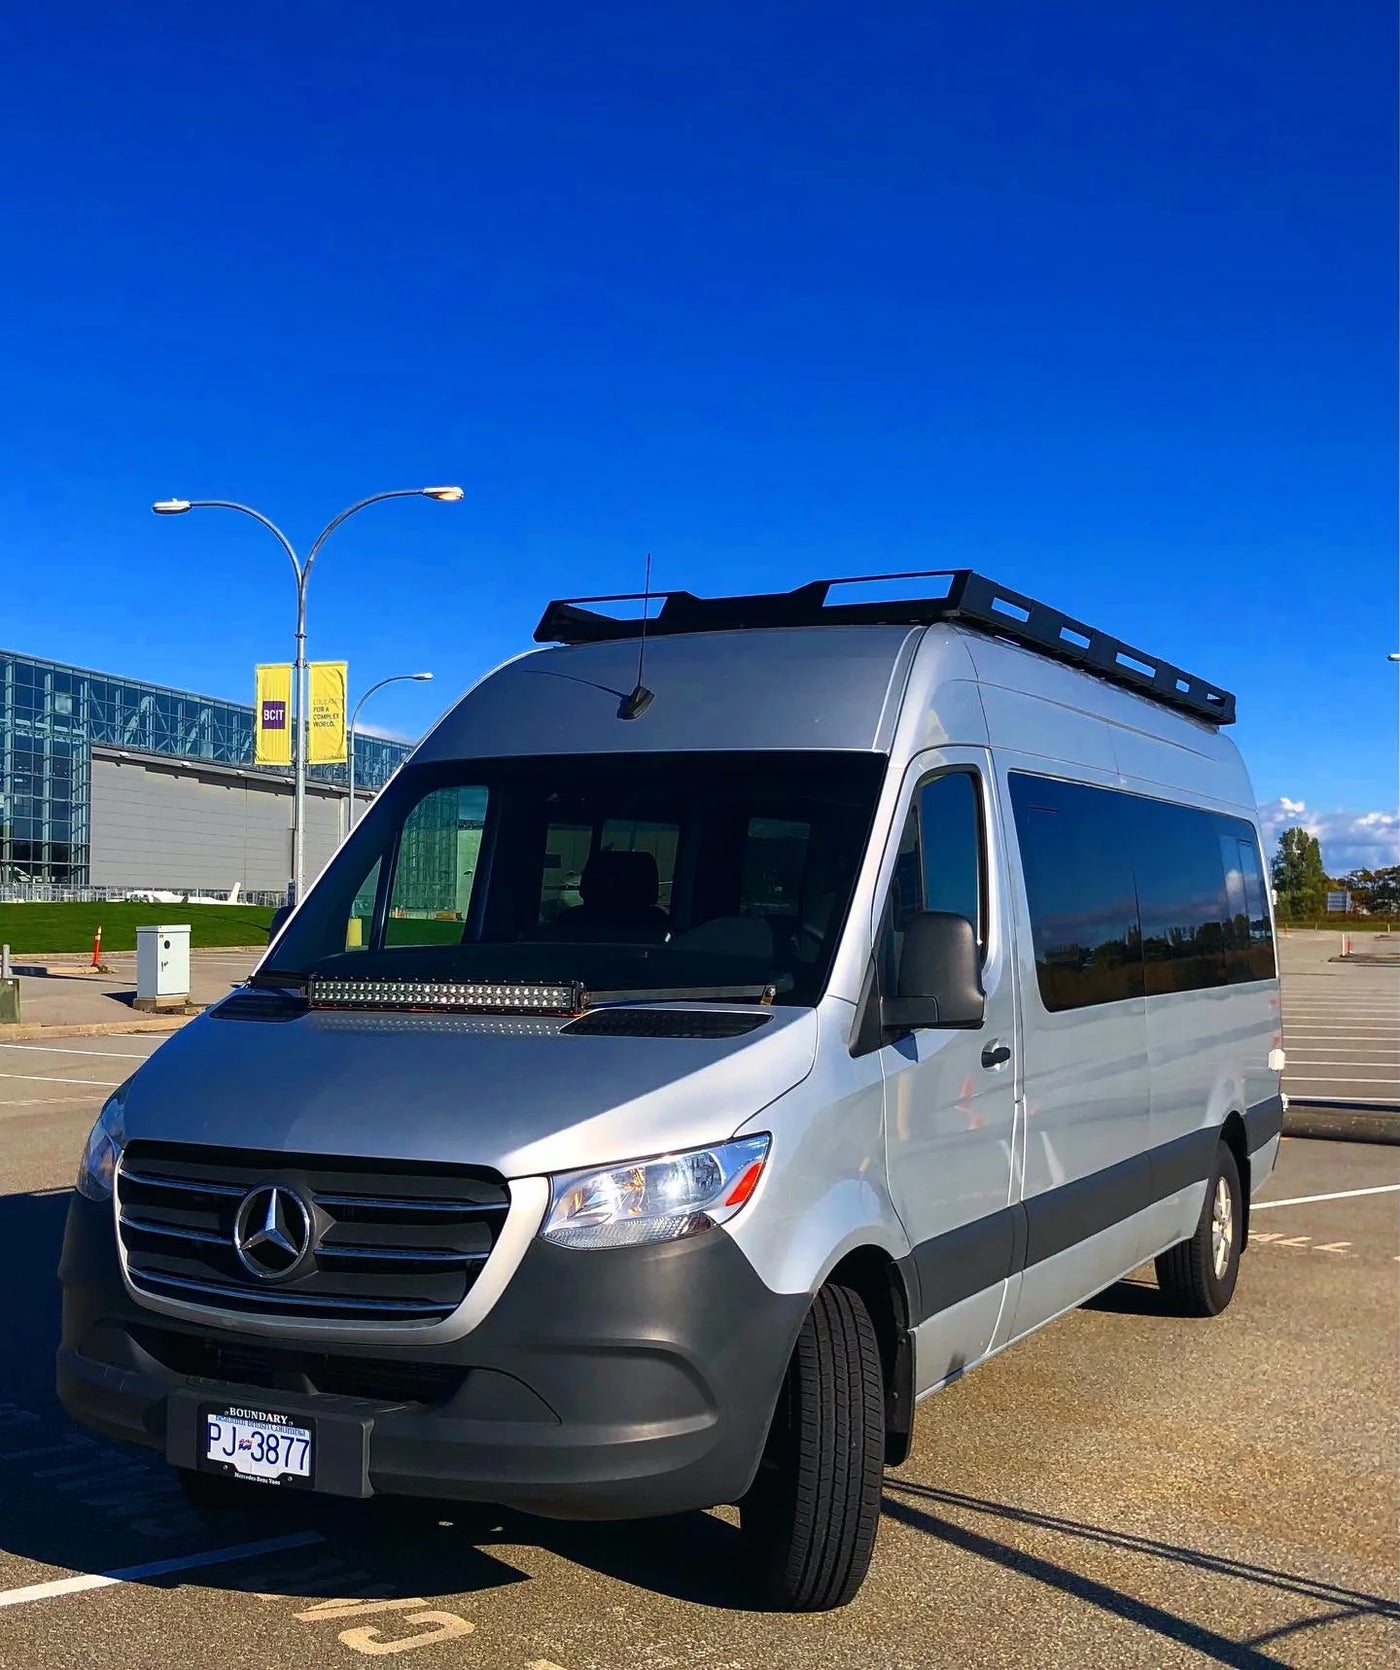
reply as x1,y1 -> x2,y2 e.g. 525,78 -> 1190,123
117,1141 -> 510,1324
129,1325 -> 464,1405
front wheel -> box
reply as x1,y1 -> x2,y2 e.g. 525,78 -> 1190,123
1155,1142 -> 1243,1316
738,1283 -> 885,1611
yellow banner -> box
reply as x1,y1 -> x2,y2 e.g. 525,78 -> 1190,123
307,661 -> 348,765
254,664 -> 293,767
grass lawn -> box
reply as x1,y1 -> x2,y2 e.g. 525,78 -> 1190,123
0,901 -> 276,954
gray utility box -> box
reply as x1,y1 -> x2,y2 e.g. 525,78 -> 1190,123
135,924 -> 190,1011
0,979 -> 19,1025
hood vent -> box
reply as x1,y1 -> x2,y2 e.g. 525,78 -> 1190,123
212,987 -> 309,1022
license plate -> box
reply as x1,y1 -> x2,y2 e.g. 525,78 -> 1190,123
202,1404 -> 313,1485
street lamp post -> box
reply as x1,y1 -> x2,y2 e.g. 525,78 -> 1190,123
153,487 -> 462,904
347,671 -> 434,830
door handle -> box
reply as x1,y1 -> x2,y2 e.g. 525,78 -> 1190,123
980,1041 -> 1011,1070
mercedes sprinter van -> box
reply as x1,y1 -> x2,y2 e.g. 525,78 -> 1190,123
58,571 -> 1283,1610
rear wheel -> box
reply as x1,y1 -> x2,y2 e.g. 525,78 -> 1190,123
1155,1142 -> 1242,1316
738,1283 -> 884,1611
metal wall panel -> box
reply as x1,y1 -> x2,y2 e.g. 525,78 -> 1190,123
89,754 -> 343,892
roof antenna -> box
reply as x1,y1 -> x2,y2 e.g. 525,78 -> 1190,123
618,552 -> 656,720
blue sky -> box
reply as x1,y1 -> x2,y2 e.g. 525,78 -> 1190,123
1,2 -> 1394,867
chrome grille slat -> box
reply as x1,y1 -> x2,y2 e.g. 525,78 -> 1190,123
120,1169 -> 245,1198
313,1193 -> 507,1214
130,1270 -> 455,1317
117,1141 -> 509,1326
120,1214 -> 229,1247
317,1244 -> 488,1265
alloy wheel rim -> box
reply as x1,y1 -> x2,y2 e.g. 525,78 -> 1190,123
1211,1176 -> 1234,1279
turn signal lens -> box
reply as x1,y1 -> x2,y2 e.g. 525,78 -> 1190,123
724,1160 -> 765,1207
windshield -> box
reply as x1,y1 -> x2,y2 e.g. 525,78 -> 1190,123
265,751 -> 886,1007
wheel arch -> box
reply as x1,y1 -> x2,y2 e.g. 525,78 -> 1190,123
826,1244 -> 917,1466
1219,1109 -> 1250,1249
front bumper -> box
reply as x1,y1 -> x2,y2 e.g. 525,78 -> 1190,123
57,1194 -> 807,1520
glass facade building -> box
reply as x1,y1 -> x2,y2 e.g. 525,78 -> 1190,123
0,650 -> 411,884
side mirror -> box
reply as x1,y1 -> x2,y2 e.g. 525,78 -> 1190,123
266,904 -> 292,941
880,911 -> 986,1031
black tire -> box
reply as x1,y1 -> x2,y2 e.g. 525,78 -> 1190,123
177,1467 -> 281,1512
739,1283 -> 885,1612
1155,1142 -> 1243,1317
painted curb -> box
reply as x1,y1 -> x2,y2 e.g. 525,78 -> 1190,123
15,946 -> 266,964
0,1017 -> 193,1043
1284,1104 -> 1400,1146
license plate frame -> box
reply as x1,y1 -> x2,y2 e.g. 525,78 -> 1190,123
198,1402 -> 316,1489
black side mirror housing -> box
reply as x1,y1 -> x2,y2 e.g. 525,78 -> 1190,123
266,904 -> 292,941
880,911 -> 986,1031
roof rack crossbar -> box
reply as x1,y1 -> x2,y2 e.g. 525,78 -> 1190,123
533,569 -> 1235,725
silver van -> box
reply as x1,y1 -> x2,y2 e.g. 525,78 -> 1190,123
58,571 -> 1284,1610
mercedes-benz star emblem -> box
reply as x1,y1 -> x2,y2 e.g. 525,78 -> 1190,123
233,1184 -> 313,1280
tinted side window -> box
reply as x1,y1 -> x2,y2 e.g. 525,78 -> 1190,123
386,785 -> 488,945
1222,818 -> 1276,982
918,772 -> 983,941
880,771 -> 984,991
1010,774 -> 1279,1012
1008,775 -> 1143,1011
1133,798 -> 1233,995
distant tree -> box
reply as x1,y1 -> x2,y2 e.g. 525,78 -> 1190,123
1340,865 -> 1400,916
1272,827 -> 1328,922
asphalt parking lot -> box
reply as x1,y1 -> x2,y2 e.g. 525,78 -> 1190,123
1278,934 -> 1399,1112
0,1022 -> 1396,1667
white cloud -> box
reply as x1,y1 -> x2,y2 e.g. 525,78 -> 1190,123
354,719 -> 415,743
1257,798 -> 1400,875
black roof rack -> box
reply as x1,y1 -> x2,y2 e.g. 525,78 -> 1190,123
533,569 -> 1235,725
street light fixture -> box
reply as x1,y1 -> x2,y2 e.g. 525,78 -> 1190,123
151,487 -> 462,902
347,672 -> 434,830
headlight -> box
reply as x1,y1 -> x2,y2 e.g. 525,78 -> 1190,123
76,1087 -> 127,1202
540,1134 -> 770,1250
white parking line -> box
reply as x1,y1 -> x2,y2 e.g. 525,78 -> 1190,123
0,1531 -> 324,1610
0,1073 -> 122,1088
1285,1033 -> 1400,1041
1289,1054 -> 1400,1062
1286,1077 -> 1400,1087
1253,1184 -> 1400,1212
0,1045 -> 153,1061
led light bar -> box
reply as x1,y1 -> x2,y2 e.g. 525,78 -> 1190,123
309,978 -> 581,1016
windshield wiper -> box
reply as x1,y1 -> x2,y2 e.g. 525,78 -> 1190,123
584,981 -> 788,1007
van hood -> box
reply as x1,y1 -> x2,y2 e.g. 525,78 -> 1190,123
118,1004 -> 819,1178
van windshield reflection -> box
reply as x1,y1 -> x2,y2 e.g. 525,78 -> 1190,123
264,752 -> 885,1009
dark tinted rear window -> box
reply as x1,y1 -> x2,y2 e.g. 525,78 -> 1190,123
1007,777 -> 1143,1008
1009,773 -> 1275,1012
